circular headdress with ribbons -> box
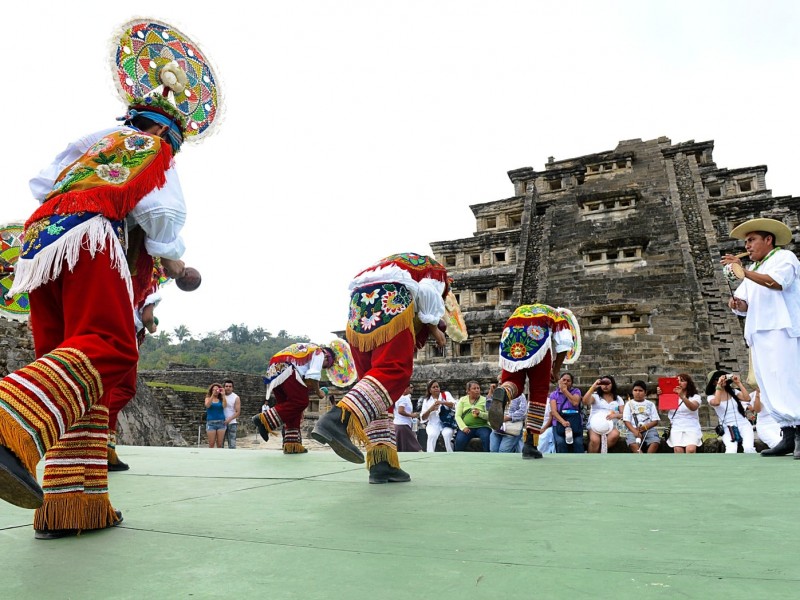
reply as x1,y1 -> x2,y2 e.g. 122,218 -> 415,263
0,222 -> 30,322
556,307 -> 581,365
111,18 -> 223,147
324,338 -> 357,388
444,291 -> 468,342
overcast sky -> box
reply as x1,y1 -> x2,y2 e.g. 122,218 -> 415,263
2,0 -> 799,343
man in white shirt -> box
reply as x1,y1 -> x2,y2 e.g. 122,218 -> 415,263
222,380 -> 241,449
723,218 -> 800,458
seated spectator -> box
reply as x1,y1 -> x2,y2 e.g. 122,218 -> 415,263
489,392 -> 527,453
419,380 -> 457,452
537,401 -> 555,454
707,371 -> 756,454
393,384 -> 422,452
752,388 -> 782,449
454,381 -> 491,451
583,375 -> 624,453
623,380 -> 660,453
658,373 -> 702,453
549,372 -> 584,453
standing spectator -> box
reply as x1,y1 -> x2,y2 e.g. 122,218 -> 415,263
708,372 -> 756,453
549,372 -> 584,453
419,380 -> 457,452
394,384 -> 422,452
659,374 -> 702,454
722,218 -> 800,457
222,379 -> 241,449
584,375 -> 624,453
205,383 -> 227,449
489,393 -> 527,453
623,381 -> 660,453
454,381 -> 491,451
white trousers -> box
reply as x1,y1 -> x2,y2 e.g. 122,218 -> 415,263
720,421 -> 756,454
757,417 -> 783,448
751,329 -> 800,427
425,422 -> 454,452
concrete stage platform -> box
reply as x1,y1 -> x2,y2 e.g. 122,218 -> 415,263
2,447 -> 798,599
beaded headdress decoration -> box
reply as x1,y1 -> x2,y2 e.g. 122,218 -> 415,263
111,18 -> 223,152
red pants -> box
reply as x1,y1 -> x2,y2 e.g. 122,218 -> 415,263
500,353 -> 552,434
29,248 -> 139,407
108,365 -> 138,432
273,372 -> 310,430
351,328 -> 415,405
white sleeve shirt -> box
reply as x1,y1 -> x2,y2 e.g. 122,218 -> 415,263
734,249 -> 800,344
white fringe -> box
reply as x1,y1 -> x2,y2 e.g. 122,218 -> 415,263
8,215 -> 133,302
265,366 -> 305,399
500,342 -> 552,373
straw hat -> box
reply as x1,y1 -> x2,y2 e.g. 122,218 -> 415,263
730,218 -> 792,246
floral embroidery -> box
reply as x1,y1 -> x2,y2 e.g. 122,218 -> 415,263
45,224 -> 65,236
526,325 -> 545,340
509,342 -> 528,359
361,311 -> 382,331
87,137 -> 114,156
124,135 -> 155,152
95,163 -> 131,184
361,290 -> 379,305
380,288 -> 407,315
347,282 -> 413,336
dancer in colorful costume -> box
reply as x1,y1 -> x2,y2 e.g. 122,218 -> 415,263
488,304 -> 580,459
722,217 -> 800,457
107,258 -> 200,471
252,340 -> 356,454
312,253 -> 457,483
0,18 -> 222,539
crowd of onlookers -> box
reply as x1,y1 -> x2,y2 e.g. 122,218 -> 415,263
393,371 -> 778,454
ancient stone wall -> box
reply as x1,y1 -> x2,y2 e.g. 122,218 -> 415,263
0,318 -> 34,377
418,135 -> 798,399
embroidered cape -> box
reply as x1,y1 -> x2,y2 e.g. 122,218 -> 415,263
500,304 -> 571,372
11,130 -> 173,296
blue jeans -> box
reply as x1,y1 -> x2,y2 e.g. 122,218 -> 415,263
490,431 -> 522,453
224,422 -> 238,448
553,428 -> 585,453
454,427 -> 491,451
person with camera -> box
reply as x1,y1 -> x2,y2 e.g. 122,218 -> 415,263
583,375 -> 624,453
658,374 -> 702,453
419,380 -> 456,452
707,371 -> 756,453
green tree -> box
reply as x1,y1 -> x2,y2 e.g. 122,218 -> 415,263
173,324 -> 191,343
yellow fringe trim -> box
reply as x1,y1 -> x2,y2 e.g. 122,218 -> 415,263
107,446 -> 121,465
0,410 -> 42,476
282,443 -> 307,454
345,302 -> 416,352
258,413 -> 280,434
33,492 -> 120,531
366,445 -> 400,470
337,402 -> 368,444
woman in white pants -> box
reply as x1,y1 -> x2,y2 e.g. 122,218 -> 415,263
420,380 -> 456,452
708,372 -> 756,453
